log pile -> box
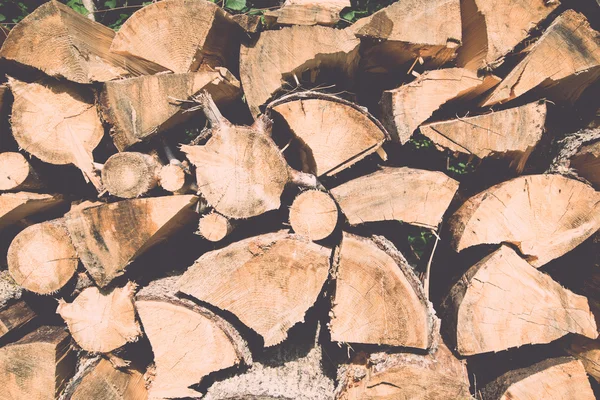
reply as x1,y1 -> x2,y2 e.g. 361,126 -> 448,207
0,0 -> 599,399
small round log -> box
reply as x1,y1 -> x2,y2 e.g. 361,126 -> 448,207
101,152 -> 161,198
197,212 -> 234,242
0,152 -> 44,191
289,190 -> 337,241
159,164 -> 187,193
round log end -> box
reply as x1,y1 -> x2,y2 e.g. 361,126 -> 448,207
0,152 -> 35,191
159,164 -> 186,193
101,152 -> 159,198
198,212 -> 233,242
289,190 -> 338,241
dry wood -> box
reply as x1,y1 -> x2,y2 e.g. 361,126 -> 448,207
0,300 -> 36,340
158,163 -> 188,193
101,152 -> 161,199
449,174 -> 600,267
111,0 -> 240,73
0,0 -> 159,84
232,14 -> 261,33
0,152 -> 44,191
240,25 -> 360,117
57,282 -> 141,353
482,11 -> 600,106
443,245 -> 598,356
8,218 -> 78,295
0,271 -> 23,310
65,195 -> 198,287
197,211 -> 235,242
548,127 -> 600,189
331,167 -> 458,229
264,0 -> 350,27
177,230 -> 330,346
381,68 -> 500,143
0,192 -> 64,232
330,233 -> 437,349
0,325 -> 76,400
563,336 -> 600,383
268,92 -> 388,177
481,357 -> 594,400
289,190 -> 338,241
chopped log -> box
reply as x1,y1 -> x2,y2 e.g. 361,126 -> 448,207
101,152 -> 161,199
8,77 -> 103,189
177,231 -> 330,346
0,270 -> 23,310
264,0 -> 350,27
0,325 -> 76,400
110,0 -> 240,73
8,219 -> 78,295
457,0 -> 559,70
158,163 -> 189,194
64,195 -> 198,287
419,101 -> 547,172
267,92 -> 388,177
0,152 -> 44,191
57,282 -> 141,353
0,300 -> 36,340
548,127 -> 600,189
0,192 -> 64,231
336,343 -> 471,399
443,245 -> 598,356
563,336 -> 600,383
99,68 -> 241,151
381,68 -> 500,143
136,277 -> 251,399
197,211 -> 235,242
481,357 -> 594,400
0,1 -> 159,84
356,0 -> 462,73
331,167 -> 458,229
240,25 -> 360,117
330,233 -> 437,349
232,14 -> 262,33
448,174 -> 600,267
482,11 -> 600,107
289,190 -> 338,241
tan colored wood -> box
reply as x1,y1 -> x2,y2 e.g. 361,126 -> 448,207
240,25 -> 360,117
449,174 -> 600,267
101,152 -> 161,199
0,325 -> 76,400
381,68 -> 500,143
158,164 -> 187,193
197,212 -> 234,242
0,192 -> 64,231
231,14 -> 261,33
0,152 -> 44,191
0,300 -> 36,339
481,357 -> 594,400
420,101 -> 547,172
289,190 -> 337,241
331,167 -> 458,229
268,92 -> 388,177
0,1 -> 159,84
264,0 -> 350,27
563,336 -> 600,383
99,69 -> 240,151
57,282 -> 141,353
482,11 -> 600,106
70,358 -> 147,400
65,195 -> 198,287
8,219 -> 78,295
444,245 -> 597,356
330,233 -> 436,349
177,230 -> 330,346
111,0 -> 240,73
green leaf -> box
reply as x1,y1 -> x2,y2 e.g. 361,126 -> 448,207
104,0 -> 117,8
0,14 -> 5,22
340,10 -> 355,22
247,8 -> 263,16
224,0 -> 246,11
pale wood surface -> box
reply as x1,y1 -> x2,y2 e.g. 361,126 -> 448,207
265,0 -> 349,27
70,358 -> 147,400
197,211 -> 234,242
289,190 -> 338,241
0,152 -> 44,191
101,152 -> 161,198
0,192 -> 64,231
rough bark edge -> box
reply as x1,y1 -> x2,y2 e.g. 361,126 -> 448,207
547,127 -> 600,182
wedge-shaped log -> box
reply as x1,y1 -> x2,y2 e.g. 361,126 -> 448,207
100,68 -> 241,151
481,357 -> 594,400
289,190 -> 338,241
137,277 -> 251,399
264,0 -> 350,27
268,92 -> 388,176
101,152 -> 162,198
240,25 -> 360,117
65,195 -> 198,287
449,174 -> 600,267
0,300 -> 36,340
0,0 -> 159,83
563,336 -> 600,383
330,233 -> 437,349
443,246 -> 598,356
381,68 -> 500,143
0,152 -> 44,191
420,101 -> 547,172
482,11 -> 600,106
111,0 -> 240,73
0,325 -> 76,400
0,192 -> 64,231
177,231 -> 330,346
331,167 -> 458,229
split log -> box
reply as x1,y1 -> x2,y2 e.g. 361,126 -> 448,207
267,92 -> 388,177
101,152 -> 161,199
264,0 -> 350,27
0,0 -> 159,84
381,68 -> 500,143
0,325 -> 77,400
110,0 -> 240,73
8,219 -> 78,295
0,300 -> 36,340
419,101 -> 547,172
240,25 -> 360,117
563,336 -> 600,383
330,233 -> 437,349
0,152 -> 44,191
99,68 -> 241,151
336,343 -> 471,399
0,192 -> 65,231
448,174 -> 600,267
457,0 -> 559,70
443,245 -> 598,356
548,127 -> 600,189
289,190 -> 338,241
64,195 -> 198,287
482,11 -> 600,106
330,167 -> 458,229
232,14 -> 262,33
136,277 -> 251,399
8,77 -> 103,189
177,231 -> 330,346
481,357 -> 594,400
197,211 -> 235,242
57,282 -> 141,353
